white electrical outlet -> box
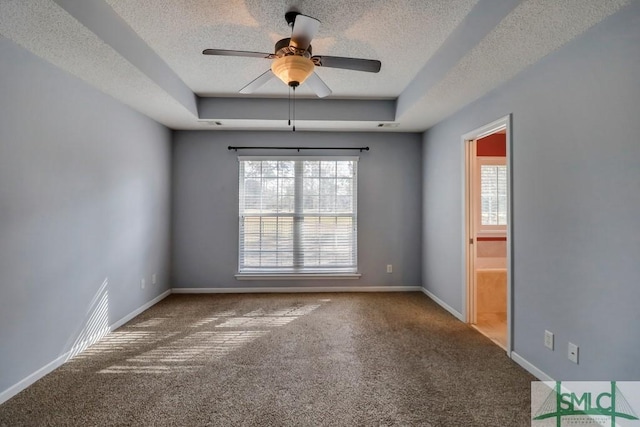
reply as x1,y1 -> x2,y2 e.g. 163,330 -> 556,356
568,342 -> 579,364
152,274 -> 157,285
141,278 -> 145,289
386,264 -> 393,273
544,330 -> 554,350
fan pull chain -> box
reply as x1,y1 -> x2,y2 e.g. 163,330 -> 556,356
288,86 -> 291,127
293,86 -> 296,132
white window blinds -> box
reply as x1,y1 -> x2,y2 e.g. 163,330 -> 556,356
238,157 -> 358,274
480,164 -> 508,226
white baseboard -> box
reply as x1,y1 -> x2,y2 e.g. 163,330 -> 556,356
0,289 -> 171,405
510,352 -> 553,381
172,286 -> 422,294
0,351 -> 70,405
420,288 -> 465,321
110,289 -> 171,330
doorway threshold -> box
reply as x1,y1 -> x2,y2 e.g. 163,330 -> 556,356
472,322 -> 507,351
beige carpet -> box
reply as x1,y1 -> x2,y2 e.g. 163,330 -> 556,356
0,292 -> 534,426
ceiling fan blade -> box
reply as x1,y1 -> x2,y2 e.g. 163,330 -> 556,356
239,70 -> 275,94
290,14 -> 320,51
312,56 -> 381,73
305,72 -> 332,98
203,49 -> 274,59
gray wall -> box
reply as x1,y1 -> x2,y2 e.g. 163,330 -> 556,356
422,4 -> 640,380
0,37 -> 172,393
172,131 -> 422,289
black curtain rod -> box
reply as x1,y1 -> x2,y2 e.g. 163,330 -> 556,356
228,146 -> 369,152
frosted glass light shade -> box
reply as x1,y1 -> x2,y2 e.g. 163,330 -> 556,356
271,56 -> 314,86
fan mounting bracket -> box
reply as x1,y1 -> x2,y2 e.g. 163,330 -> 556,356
285,11 -> 300,27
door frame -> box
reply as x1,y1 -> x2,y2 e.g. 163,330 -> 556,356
461,114 -> 513,356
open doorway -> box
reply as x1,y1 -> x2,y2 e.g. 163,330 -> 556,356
463,116 -> 512,353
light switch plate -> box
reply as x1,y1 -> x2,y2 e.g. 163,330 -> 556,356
544,330 -> 554,350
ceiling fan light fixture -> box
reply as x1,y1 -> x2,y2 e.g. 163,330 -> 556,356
271,55 -> 314,87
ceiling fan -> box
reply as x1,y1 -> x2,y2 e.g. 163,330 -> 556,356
202,11 -> 382,98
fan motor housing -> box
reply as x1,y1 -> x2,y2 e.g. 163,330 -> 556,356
274,38 -> 311,58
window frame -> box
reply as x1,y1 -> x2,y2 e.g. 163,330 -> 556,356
235,156 -> 360,280
475,156 -> 508,237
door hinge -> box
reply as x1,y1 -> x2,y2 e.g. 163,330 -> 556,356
469,238 -> 474,244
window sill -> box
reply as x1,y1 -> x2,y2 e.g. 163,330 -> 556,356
235,273 -> 361,281
476,230 -> 507,238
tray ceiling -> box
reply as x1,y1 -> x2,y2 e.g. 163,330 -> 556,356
0,0 -> 631,131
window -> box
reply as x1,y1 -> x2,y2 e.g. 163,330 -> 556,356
238,157 -> 358,275
476,157 -> 507,235
481,164 -> 507,226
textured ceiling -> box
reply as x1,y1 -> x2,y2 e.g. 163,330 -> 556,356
104,0 -> 478,98
398,0 -> 631,128
0,0 -> 632,132
0,0 -> 196,129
